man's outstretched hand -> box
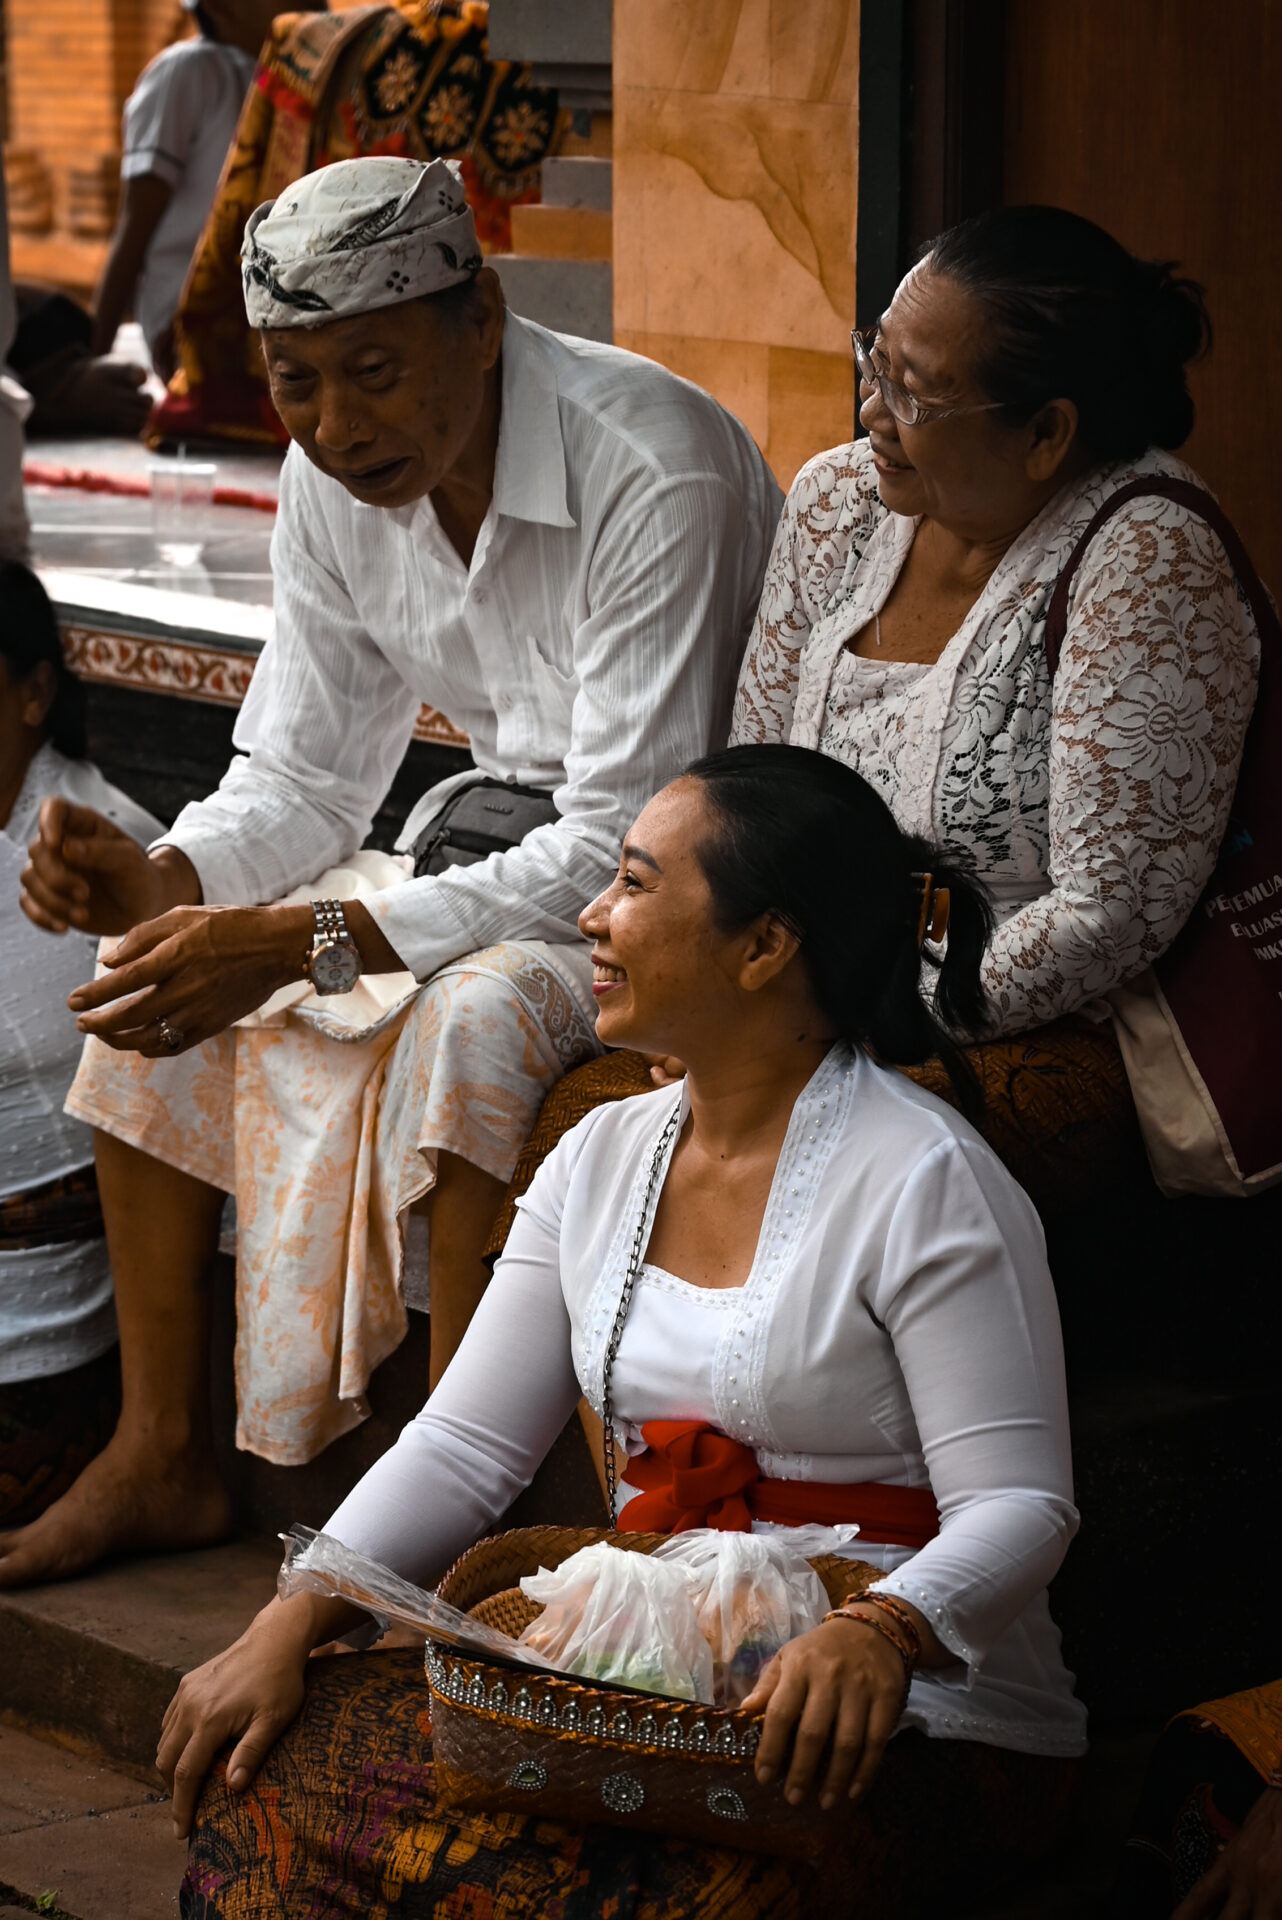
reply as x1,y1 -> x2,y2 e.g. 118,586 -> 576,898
21,798 -> 190,936
67,904 -> 314,1057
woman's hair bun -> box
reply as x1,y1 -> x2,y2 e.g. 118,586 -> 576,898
926,205 -> 1211,462
684,744 -> 994,1117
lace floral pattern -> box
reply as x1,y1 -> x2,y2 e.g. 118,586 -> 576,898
731,440 -> 1261,1034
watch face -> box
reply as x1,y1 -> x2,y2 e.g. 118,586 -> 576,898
310,939 -> 361,996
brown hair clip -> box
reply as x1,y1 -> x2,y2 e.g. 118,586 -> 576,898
913,872 -> 951,948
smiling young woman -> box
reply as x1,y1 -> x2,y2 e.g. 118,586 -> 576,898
159,744 -> 1084,1918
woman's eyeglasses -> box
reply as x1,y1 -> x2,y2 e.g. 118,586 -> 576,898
851,328 -> 1004,428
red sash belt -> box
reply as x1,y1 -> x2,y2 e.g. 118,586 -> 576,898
616,1420 -> 940,1550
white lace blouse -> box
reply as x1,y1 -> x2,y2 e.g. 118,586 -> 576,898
326,1045 -> 1087,1757
730,439 -> 1262,1034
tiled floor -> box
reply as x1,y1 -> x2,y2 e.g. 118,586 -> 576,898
0,1724 -> 179,1919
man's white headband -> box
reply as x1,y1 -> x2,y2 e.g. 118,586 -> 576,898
241,156 -> 482,330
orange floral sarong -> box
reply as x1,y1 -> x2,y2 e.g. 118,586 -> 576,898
67,940 -> 597,1465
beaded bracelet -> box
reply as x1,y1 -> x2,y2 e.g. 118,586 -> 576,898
824,1603 -> 917,1678
853,1591 -> 924,1663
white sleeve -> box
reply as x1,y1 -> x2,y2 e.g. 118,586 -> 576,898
159,453 -> 421,905
866,1140 -> 1078,1677
369,472 -> 754,979
980,504 -> 1261,1033
321,1132 -> 585,1585
121,49 -> 204,188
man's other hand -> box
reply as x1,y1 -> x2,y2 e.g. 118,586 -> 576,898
21,798 -> 177,936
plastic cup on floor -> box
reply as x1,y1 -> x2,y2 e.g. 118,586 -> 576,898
149,457 -> 217,567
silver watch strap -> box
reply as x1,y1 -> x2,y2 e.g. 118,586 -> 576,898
312,897 -> 351,946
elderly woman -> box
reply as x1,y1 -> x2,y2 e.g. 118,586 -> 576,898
160,746 -> 1084,1917
494,204 -> 1262,1248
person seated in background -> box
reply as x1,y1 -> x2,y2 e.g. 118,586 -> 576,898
157,746 -> 1085,1919
8,155 -> 780,1589
10,284 -> 150,438
1113,1679 -> 1282,1919
0,564 -> 162,1529
489,205 -> 1262,1257
92,0 -> 287,379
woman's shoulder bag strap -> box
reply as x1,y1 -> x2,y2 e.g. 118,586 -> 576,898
1043,475 -> 1280,676
1044,475 -> 1282,1192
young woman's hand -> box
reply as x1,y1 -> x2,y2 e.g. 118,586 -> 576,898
157,1595 -> 346,1839
739,1614 -> 910,1811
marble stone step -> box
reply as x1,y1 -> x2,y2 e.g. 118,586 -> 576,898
509,204 -> 612,260
541,156 -> 612,210
490,256 -> 612,342
0,1539 -> 281,1775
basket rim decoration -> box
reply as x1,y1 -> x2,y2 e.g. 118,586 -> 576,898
423,1523 -> 884,1858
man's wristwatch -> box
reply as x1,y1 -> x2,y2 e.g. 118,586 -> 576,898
304,898 -> 362,996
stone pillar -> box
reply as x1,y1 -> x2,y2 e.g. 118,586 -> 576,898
612,0 -> 858,487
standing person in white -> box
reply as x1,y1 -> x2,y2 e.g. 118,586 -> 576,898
11,155 -> 781,1590
92,0 -> 279,374
0,173 -> 30,562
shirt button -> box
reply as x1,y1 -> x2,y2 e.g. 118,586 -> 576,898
731,1398 -> 740,1406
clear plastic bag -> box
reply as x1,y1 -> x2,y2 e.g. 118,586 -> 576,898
277,1525 -> 580,1677
653,1528 -> 838,1707
518,1542 -> 716,1703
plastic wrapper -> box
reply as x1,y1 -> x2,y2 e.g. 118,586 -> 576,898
518,1542 -> 716,1703
653,1527 -> 842,1707
277,1525 -> 582,1679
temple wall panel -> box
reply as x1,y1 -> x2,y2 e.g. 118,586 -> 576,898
612,0 -> 858,486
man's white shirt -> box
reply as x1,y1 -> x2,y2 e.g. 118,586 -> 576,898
162,315 -> 783,979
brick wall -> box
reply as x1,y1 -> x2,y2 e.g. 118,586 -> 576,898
4,0 -> 188,290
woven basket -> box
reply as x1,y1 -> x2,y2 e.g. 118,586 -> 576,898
426,1525 -> 881,1859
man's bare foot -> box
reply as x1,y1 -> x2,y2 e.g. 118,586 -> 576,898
0,1431 -> 233,1589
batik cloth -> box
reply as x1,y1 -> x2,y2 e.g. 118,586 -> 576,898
180,1647 -> 1078,1920
484,1015 -> 1142,1259
1113,1681 -> 1282,1916
242,155 -> 482,329
151,0 -> 559,445
66,941 -> 598,1466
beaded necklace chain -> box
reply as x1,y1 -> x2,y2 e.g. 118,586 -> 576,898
599,1104 -> 683,1522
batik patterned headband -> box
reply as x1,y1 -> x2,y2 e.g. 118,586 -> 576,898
242,155 -> 483,330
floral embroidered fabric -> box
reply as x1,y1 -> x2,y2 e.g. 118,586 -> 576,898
731,439 -> 1261,1034
67,940 -> 598,1465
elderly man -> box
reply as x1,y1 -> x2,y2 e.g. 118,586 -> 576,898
10,155 -> 780,1587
